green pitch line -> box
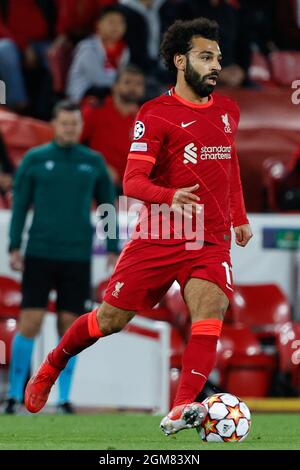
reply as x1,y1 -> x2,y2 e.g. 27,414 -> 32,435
0,413 -> 299,450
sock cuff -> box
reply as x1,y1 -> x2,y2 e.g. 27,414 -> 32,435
15,332 -> 34,342
87,308 -> 104,338
191,318 -> 223,337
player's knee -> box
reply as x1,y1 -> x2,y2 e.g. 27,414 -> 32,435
207,296 -> 229,320
19,321 -> 40,338
19,309 -> 44,337
96,304 -> 135,336
99,314 -> 129,335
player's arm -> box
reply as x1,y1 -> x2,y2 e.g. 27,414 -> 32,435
123,158 -> 176,205
230,146 -> 252,247
124,160 -> 200,216
9,153 -> 34,269
123,110 -> 200,215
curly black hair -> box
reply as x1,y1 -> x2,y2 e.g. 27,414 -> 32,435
160,18 -> 220,73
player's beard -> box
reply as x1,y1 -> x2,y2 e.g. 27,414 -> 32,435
184,56 -> 217,98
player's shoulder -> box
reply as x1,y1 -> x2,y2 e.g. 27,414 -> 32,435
213,93 -> 240,123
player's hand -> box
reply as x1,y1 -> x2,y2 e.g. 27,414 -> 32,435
234,224 -> 253,247
9,249 -> 24,271
171,184 -> 201,218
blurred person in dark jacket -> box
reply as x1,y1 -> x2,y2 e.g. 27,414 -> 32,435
4,100 -> 119,414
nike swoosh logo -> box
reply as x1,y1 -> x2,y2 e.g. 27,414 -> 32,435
181,120 -> 197,128
191,369 -> 207,379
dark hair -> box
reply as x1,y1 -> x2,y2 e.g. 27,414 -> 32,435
160,18 -> 220,73
115,64 -> 144,82
97,5 -> 126,22
52,100 -> 81,118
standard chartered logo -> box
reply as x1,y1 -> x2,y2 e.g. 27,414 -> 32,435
183,143 -> 232,164
183,143 -> 198,164
201,145 -> 232,160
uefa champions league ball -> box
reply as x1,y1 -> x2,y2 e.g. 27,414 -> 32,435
198,393 -> 251,442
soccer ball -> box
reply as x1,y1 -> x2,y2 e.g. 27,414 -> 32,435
198,393 -> 251,442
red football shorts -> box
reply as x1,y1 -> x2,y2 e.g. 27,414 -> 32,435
103,238 -> 234,311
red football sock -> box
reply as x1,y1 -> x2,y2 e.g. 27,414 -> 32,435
173,318 -> 223,407
48,308 -> 103,370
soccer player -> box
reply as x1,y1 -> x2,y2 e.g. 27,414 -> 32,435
24,18 -> 252,435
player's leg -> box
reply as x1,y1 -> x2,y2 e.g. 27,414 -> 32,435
24,239 -> 175,413
24,301 -> 136,413
174,278 -> 228,405
5,256 -> 51,413
161,278 -> 228,435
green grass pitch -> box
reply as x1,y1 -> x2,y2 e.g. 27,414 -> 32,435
0,413 -> 299,450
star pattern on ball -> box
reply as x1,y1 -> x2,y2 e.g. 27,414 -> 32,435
226,405 -> 244,425
206,395 -> 223,407
203,418 -> 219,435
224,433 -> 241,443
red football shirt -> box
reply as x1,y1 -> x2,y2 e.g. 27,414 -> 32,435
123,88 -> 248,245
81,96 -> 137,182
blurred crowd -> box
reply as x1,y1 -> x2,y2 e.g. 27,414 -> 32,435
0,0 -> 298,117
0,0 -> 300,208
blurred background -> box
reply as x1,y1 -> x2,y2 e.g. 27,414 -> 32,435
0,0 -> 300,414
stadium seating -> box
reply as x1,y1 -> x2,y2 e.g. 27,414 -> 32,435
169,367 -> 180,408
0,277 -> 20,374
0,317 -> 18,365
217,324 -> 276,397
277,321 -> 300,374
164,283 -> 190,339
138,306 -> 173,324
269,51 -> 300,87
263,153 -> 300,212
0,276 -> 21,319
0,109 -> 53,168
289,323 -> 300,391
170,327 -> 185,369
262,157 -> 287,211
222,88 -> 300,211
0,195 -> 9,209
96,278 -> 110,303
248,51 -> 272,85
231,284 -> 291,339
47,40 -> 74,94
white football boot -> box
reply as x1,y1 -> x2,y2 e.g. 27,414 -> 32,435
160,402 -> 207,436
